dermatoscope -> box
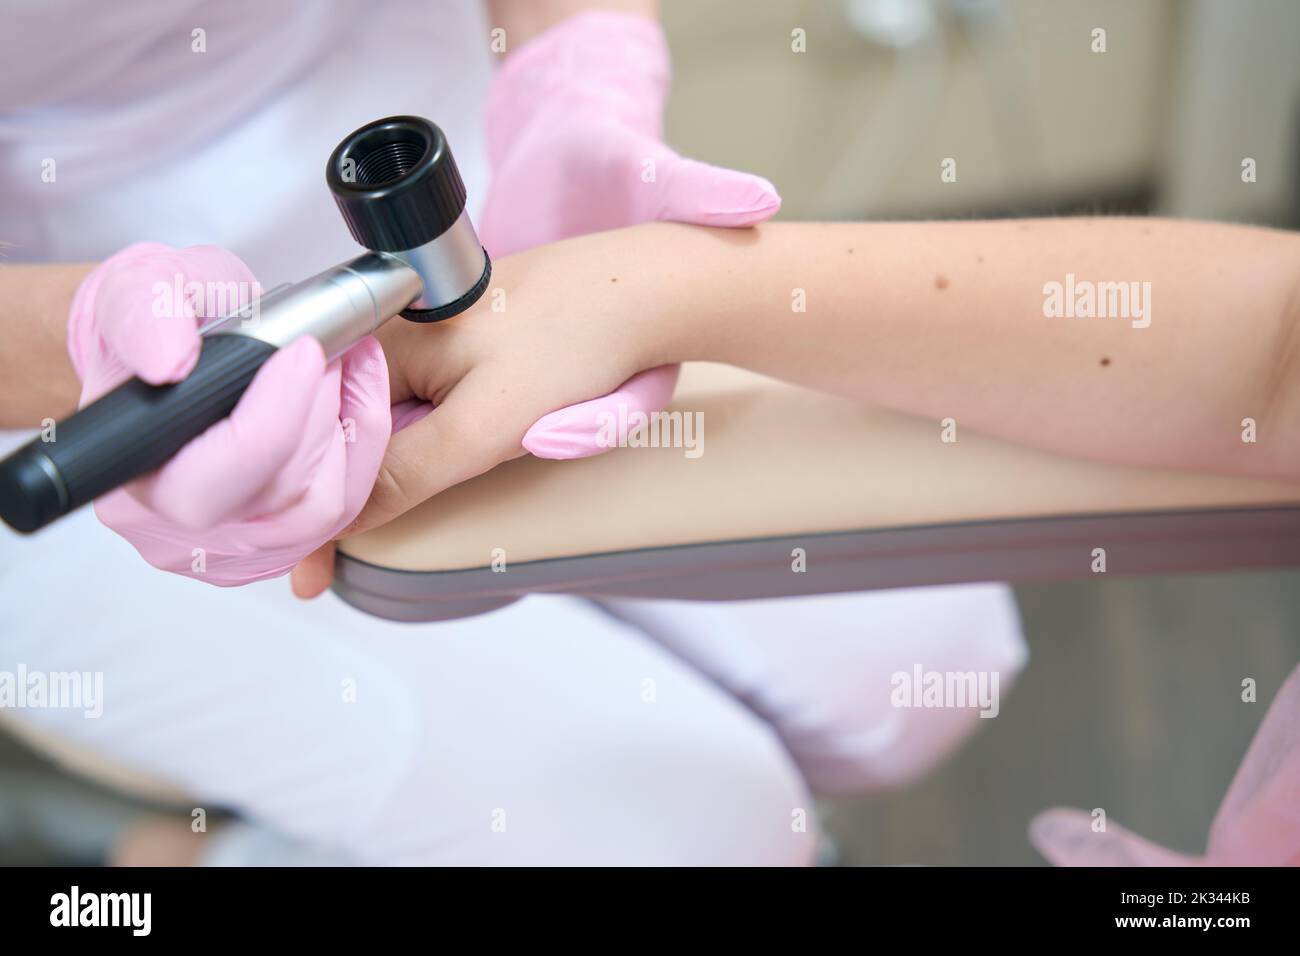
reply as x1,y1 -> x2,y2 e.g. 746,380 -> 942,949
0,116 -> 489,534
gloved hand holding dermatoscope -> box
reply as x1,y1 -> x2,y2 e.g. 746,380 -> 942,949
0,116 -> 490,535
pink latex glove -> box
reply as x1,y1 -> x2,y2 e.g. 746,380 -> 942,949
1030,662 -> 1300,866
477,10 -> 780,459
69,243 -> 391,586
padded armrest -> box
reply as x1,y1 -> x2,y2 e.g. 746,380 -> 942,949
335,363 -> 1300,621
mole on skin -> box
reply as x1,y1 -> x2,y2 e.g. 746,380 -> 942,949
934,275 -> 949,290
1100,357 -> 1111,367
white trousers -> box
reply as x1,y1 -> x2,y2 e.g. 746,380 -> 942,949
1,507 -> 1025,865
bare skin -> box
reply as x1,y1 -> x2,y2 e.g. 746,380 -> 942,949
284,217 -> 1300,595
0,261 -> 90,427
1,221 -> 1295,595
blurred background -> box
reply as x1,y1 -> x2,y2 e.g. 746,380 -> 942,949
3,0 -> 1299,865
663,0 -> 1300,863
664,0 -> 1299,225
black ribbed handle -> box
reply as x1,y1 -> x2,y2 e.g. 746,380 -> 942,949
0,333 -> 277,533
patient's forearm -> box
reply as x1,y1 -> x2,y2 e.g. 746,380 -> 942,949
0,263 -> 89,428
647,219 -> 1300,480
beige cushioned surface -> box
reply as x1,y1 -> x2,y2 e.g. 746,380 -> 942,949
18,363 -> 1300,805
343,362 -> 1300,572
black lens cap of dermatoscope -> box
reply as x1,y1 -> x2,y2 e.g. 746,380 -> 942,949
327,116 -> 468,253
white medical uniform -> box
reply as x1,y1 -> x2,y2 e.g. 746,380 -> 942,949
0,0 -> 1025,864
